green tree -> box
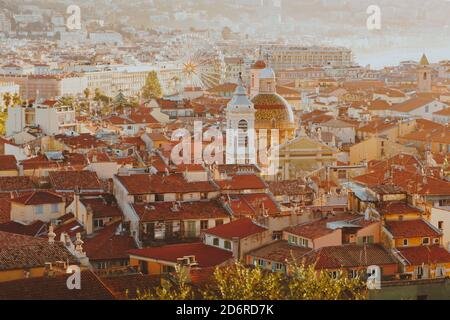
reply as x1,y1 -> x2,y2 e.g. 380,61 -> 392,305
141,71 -> 162,100
135,261 -> 367,301
135,265 -> 194,300
286,261 -> 367,300
202,262 -> 285,300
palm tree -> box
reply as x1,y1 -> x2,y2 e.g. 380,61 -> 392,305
12,93 -> 21,106
83,88 -> 90,99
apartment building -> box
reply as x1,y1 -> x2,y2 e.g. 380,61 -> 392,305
0,74 -> 87,100
264,46 -> 353,70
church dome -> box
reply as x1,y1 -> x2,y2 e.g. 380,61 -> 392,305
251,93 -> 295,123
259,67 -> 276,79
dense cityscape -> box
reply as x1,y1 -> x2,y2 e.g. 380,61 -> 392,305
0,0 -> 449,302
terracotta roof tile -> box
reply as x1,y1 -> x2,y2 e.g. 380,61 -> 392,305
304,244 -> 398,269
49,171 -> 102,192
215,174 -> 267,191
133,201 -> 228,222
384,219 -> 440,238
0,231 -> 77,271
0,155 -> 17,171
0,176 -> 35,192
128,242 -> 233,268
397,245 -> 450,265
0,270 -> 115,300
84,222 -> 136,261
116,173 -> 218,195
204,218 -> 267,239
11,190 -> 64,206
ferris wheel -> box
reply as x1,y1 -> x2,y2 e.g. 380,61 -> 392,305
158,33 -> 226,91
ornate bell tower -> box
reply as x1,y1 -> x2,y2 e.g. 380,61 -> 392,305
226,73 -> 256,164
417,53 -> 432,93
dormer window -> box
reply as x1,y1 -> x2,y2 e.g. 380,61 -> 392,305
422,237 -> 430,245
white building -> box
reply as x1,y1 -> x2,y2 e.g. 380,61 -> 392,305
35,103 -> 76,135
430,207 -> 450,251
320,119 -> 356,144
6,101 -> 76,136
391,98 -> 448,120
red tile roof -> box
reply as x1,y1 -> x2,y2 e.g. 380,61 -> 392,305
304,244 -> 398,269
116,173 -> 218,195
0,220 -> 46,237
376,202 -> 422,216
384,219 -> 440,239
227,193 -> 280,218
247,240 -> 311,263
49,171 -> 102,191
215,174 -> 267,191
204,218 -> 267,240
397,245 -> 450,265
391,97 -> 434,112
84,222 -> 136,261
0,192 -> 12,224
128,242 -> 233,268
0,270 -> 115,300
0,231 -> 77,271
0,155 -> 17,171
54,133 -> 106,150
11,190 -> 64,206
284,214 -> 366,240
80,197 -> 123,219
0,176 -> 34,192
101,274 -> 162,299
133,201 -> 229,222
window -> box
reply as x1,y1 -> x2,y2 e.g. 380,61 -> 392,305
274,263 -> 284,272
425,106 -> 429,113
349,269 -> 359,279
361,236 -> 374,244
272,231 -> 282,240
213,238 -> 219,246
162,265 -> 175,274
436,265 -> 445,278
288,235 -> 298,245
329,271 -> 338,279
35,205 -> 43,215
94,219 -> 104,228
422,237 -> 430,245
215,219 -> 223,227
256,259 -> 265,267
416,266 -> 423,279
97,262 -> 107,270
403,239 -> 408,247
200,220 -> 208,230
51,203 -> 59,213
433,238 -> 440,244
224,240 -> 231,250
438,221 -> 443,230
301,238 -> 309,247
